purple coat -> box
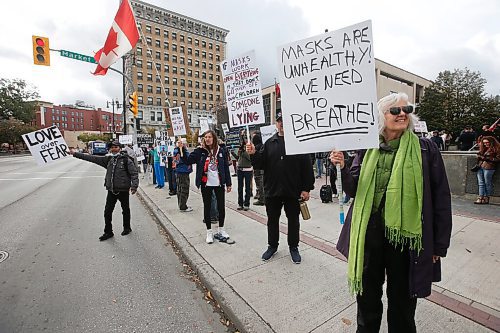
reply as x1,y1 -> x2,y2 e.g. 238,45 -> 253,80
336,137 -> 452,298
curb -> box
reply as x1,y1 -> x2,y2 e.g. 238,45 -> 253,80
137,187 -> 275,333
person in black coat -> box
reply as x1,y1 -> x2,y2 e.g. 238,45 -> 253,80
181,130 -> 232,244
72,141 -> 139,241
246,111 -> 315,264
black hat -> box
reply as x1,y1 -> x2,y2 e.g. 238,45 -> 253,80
110,140 -> 121,147
276,111 -> 282,121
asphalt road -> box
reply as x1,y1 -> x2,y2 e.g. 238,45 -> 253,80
0,155 -> 228,333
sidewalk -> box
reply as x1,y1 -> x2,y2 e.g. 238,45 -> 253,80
138,173 -> 499,333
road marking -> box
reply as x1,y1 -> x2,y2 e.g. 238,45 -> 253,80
0,176 -> 103,180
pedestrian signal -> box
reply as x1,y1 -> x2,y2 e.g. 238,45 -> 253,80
32,36 -> 50,66
129,91 -> 138,118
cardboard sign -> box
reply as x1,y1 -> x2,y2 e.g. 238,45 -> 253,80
220,50 -> 265,128
119,134 -> 133,145
278,20 -> 378,155
260,124 -> 278,143
225,128 -> 241,149
169,106 -> 187,136
22,126 -> 70,166
199,117 -> 209,134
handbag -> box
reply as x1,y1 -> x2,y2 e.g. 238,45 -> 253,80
470,164 -> 480,172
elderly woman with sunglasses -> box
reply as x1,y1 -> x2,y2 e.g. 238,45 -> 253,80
330,92 -> 452,333
474,136 -> 500,204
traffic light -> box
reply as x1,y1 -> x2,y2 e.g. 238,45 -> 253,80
32,36 -> 50,66
129,91 -> 138,118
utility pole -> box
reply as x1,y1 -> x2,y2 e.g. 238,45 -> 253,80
106,99 -> 122,138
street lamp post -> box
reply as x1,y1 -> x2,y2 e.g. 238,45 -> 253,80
106,99 -> 122,138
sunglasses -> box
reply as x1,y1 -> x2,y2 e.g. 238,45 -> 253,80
388,105 -> 414,115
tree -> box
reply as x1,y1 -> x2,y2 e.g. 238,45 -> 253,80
417,68 -> 500,138
0,118 -> 36,151
77,133 -> 111,145
0,78 -> 40,123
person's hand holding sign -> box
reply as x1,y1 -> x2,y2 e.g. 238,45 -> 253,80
329,150 -> 345,169
246,142 -> 255,155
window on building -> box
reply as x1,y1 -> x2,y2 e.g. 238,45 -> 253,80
147,61 -> 152,69
173,78 -> 177,85
208,53 -> 213,60
216,75 -> 220,82
202,51 -> 206,58
156,74 -> 161,83
146,37 -> 152,46
202,103 -> 206,110
181,90 -> 185,97
164,52 -> 169,61
188,101 -> 193,108
138,96 -> 143,104
216,84 -> 220,92
209,83 -> 213,90
202,62 -> 206,69
164,77 -> 169,84
195,60 -> 199,67
172,44 -> 177,52
157,111 -> 163,121
156,98 -> 162,106
173,89 -> 178,97
202,82 -> 207,89
202,72 -> 207,79
156,86 -> 161,94
147,97 -> 153,105
209,42 -> 213,49
147,73 -> 152,81
216,44 -> 220,51
202,93 -> 207,100
180,46 -> 184,54
172,66 -> 177,74
195,102 -> 200,108
187,58 -> 192,66
155,27 -> 160,35
180,79 -> 185,86
137,47 -> 142,56
209,94 -> 213,101
195,50 -> 199,57
202,40 -> 206,47
208,73 -> 213,80
136,59 -> 143,67
180,57 -> 185,65
187,48 -> 192,55
172,32 -> 177,40
146,25 -> 151,33
155,63 -> 161,70
188,91 -> 193,98
194,39 -> 199,46
209,63 -> 213,70
164,64 -> 169,73
180,68 -> 185,75
150,111 -> 155,121
137,72 -> 143,80
195,81 -> 200,88
187,36 -> 192,44
195,71 -> 199,78
164,30 -> 169,38
155,40 -> 160,47
155,51 -> 161,59
172,55 -> 177,63
147,85 -> 153,93
187,69 -> 192,77
164,41 -> 169,49
216,55 -> 220,61
195,92 -> 200,99
165,88 -> 170,95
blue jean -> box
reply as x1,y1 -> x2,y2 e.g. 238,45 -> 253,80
316,158 -> 323,177
237,170 -> 252,207
154,162 -> 165,188
477,168 -> 495,196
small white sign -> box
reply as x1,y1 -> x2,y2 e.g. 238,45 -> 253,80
22,126 -> 70,166
260,124 -> 278,143
414,121 -> 428,133
119,135 -> 133,145
221,123 -> 229,134
278,20 -> 378,155
169,106 -> 187,136
199,117 -> 209,134
220,50 -> 265,128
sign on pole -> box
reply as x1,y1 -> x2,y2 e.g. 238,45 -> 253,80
414,121 -> 428,133
260,124 -> 278,143
278,20 -> 378,154
169,106 -> 187,136
199,117 -> 209,134
22,126 -> 70,166
220,50 -> 265,128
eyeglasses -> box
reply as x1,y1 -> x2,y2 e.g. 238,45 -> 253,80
388,105 -> 414,115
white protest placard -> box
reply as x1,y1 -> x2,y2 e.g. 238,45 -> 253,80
220,50 -> 265,128
199,117 -> 209,134
278,20 -> 378,155
22,126 -> 70,166
414,121 -> 428,133
221,123 -> 229,134
169,106 -> 186,136
260,124 -> 278,143
119,134 -> 133,145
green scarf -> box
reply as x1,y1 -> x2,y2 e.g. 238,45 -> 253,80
347,130 -> 423,295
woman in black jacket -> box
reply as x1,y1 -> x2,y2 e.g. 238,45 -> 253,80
181,130 -> 232,244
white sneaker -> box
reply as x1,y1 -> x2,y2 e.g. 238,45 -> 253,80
218,227 -> 230,239
180,207 -> 193,212
333,194 -> 339,198
206,229 -> 214,244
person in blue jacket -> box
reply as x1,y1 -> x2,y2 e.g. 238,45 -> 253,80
181,130 -> 232,244
173,138 -> 193,212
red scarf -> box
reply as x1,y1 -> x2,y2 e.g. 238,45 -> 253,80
201,147 -> 219,184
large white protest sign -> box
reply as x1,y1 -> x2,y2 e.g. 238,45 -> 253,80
169,106 -> 187,136
22,126 -> 70,166
199,117 -> 209,134
220,50 -> 265,128
260,124 -> 278,143
278,20 -> 378,155
119,134 -> 133,145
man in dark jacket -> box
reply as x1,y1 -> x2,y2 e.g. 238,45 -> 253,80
73,141 -> 139,241
247,111 -> 315,264
173,139 -> 193,212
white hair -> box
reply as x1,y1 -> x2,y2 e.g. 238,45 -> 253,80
377,92 -> 419,136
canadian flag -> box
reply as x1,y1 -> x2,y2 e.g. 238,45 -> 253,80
93,0 -> 139,75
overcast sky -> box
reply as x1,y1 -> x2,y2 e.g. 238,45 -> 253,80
1,0 -> 499,113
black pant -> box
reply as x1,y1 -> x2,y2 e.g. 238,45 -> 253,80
201,185 -> 225,230
265,196 -> 300,248
237,170 -> 252,207
104,191 -> 130,234
176,173 -> 190,210
356,215 -> 417,333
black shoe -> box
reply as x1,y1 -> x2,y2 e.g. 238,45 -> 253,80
261,246 -> 278,261
290,247 -> 301,264
243,206 -> 249,211
99,233 -> 114,241
253,201 -> 265,206
121,229 -> 132,236
237,206 -> 244,210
